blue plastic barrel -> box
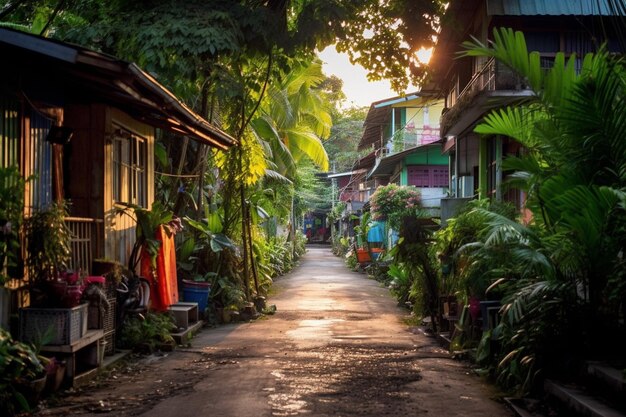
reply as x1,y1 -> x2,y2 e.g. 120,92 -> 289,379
182,281 -> 210,312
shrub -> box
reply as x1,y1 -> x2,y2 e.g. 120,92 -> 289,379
118,312 -> 176,352
370,184 -> 423,230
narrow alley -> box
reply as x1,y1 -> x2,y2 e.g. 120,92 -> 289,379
36,246 -> 511,417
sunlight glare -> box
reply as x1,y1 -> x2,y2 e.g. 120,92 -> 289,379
415,47 -> 433,64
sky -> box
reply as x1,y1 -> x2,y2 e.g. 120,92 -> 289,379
318,46 -> 397,108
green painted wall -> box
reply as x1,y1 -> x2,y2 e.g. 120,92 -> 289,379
405,147 -> 448,165
400,147 -> 448,186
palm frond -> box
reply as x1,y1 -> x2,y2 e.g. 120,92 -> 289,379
263,169 -> 293,184
284,129 -> 329,171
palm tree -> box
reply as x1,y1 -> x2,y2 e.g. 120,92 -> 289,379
251,59 -> 331,179
456,28 -> 626,393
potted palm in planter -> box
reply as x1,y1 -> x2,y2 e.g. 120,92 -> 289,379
24,200 -> 72,307
19,201 -> 89,346
353,212 -> 372,264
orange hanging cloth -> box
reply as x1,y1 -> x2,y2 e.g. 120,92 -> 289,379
140,225 -> 179,311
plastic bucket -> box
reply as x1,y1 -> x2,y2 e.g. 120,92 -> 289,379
370,248 -> 384,260
182,281 -> 210,312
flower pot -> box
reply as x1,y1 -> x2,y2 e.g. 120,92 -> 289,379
253,296 -> 266,312
468,297 -> 481,322
92,260 -> 118,276
356,248 -> 371,263
22,374 -> 47,406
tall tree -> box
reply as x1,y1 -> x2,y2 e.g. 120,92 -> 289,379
324,106 -> 368,173
252,59 -> 332,178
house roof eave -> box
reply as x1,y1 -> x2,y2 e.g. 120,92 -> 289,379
0,27 -> 237,149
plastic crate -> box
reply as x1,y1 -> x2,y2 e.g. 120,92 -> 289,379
19,303 -> 88,345
87,298 -> 116,332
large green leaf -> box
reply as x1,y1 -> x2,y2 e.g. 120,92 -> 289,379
209,233 -> 236,252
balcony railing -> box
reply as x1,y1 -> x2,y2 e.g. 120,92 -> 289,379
442,58 -> 529,135
454,57 -> 528,107
457,57 -> 496,105
66,217 -> 104,274
389,127 -> 441,154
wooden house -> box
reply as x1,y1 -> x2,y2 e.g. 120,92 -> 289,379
430,0 -> 623,220
0,28 -> 236,303
358,92 -> 448,213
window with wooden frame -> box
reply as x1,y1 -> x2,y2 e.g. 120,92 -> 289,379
112,127 -> 147,207
407,165 -> 449,188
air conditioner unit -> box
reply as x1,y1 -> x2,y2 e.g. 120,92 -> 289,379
459,176 -> 474,198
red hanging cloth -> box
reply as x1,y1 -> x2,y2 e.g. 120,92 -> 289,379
140,225 -> 179,311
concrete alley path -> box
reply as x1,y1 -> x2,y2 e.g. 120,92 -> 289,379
37,246 -> 512,417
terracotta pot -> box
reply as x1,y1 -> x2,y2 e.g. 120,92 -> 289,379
356,248 -> 371,263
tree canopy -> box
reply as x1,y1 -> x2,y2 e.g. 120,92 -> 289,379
2,0 -> 445,94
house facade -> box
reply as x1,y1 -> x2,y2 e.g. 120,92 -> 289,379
358,92 -> 448,214
331,93 -> 447,250
0,28 -> 235,306
431,0 -> 624,220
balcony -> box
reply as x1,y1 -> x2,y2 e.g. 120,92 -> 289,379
441,57 -> 532,137
387,127 -> 441,155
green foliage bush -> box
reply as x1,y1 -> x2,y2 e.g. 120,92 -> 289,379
118,312 -> 176,353
433,199 -> 516,300
0,328 -> 45,415
344,250 -> 358,271
0,166 -> 29,284
444,28 -> 626,395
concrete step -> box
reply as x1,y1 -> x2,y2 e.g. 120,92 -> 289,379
171,320 -> 203,345
544,379 -> 626,417
504,397 -> 549,417
586,362 -> 626,397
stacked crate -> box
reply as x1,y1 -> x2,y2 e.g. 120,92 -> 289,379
87,284 -> 117,355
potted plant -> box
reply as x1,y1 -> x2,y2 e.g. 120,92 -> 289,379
0,167 -> 29,281
24,200 -> 72,307
20,201 -> 90,346
0,328 -> 47,415
353,212 -> 372,264
116,201 -> 180,275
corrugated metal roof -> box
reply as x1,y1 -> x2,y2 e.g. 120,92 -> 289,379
0,28 -> 237,149
487,0 -> 615,16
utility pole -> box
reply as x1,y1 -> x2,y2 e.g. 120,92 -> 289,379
331,161 -> 337,209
